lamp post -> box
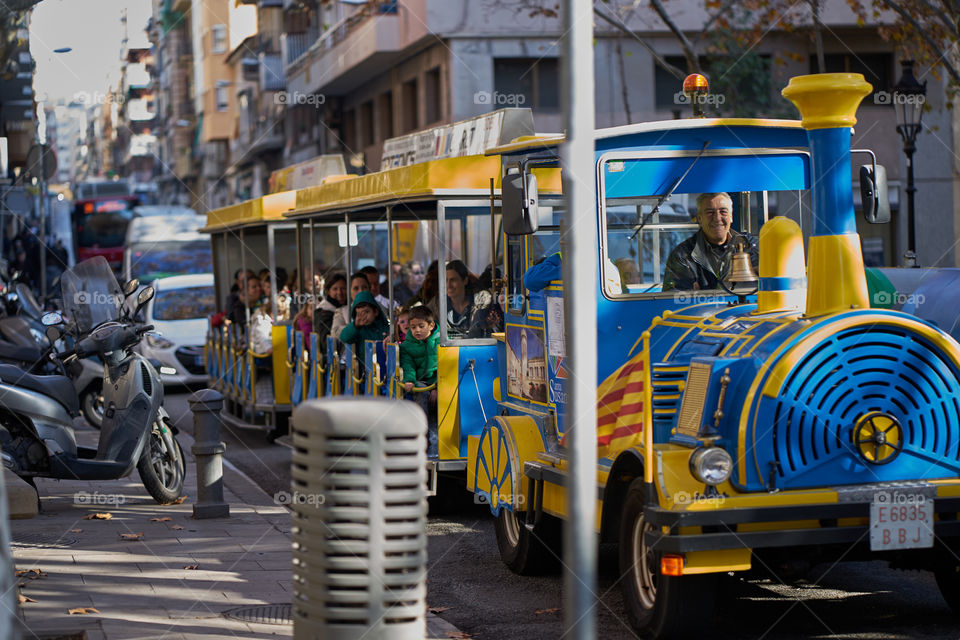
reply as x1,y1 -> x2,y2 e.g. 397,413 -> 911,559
892,59 -> 926,267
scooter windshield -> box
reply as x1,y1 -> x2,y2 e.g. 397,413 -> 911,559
61,256 -> 123,333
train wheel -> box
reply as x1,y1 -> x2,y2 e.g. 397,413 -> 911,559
494,506 -> 560,575
618,478 -> 716,638
934,542 -> 960,615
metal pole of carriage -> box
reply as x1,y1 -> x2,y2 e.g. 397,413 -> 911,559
561,0 -> 598,638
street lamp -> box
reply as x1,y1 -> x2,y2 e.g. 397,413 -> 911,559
892,59 -> 926,267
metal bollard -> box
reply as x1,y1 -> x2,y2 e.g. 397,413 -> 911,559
189,389 -> 230,519
291,397 -> 427,640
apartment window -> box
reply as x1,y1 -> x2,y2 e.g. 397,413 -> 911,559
816,53 -> 893,102
343,108 -> 357,152
212,25 -> 227,54
378,91 -> 394,140
359,101 -> 374,148
215,86 -> 229,111
493,58 -> 559,110
401,79 -> 418,133
425,67 -> 442,124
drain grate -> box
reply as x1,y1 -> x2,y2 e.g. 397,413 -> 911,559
11,533 -> 78,548
222,603 -> 292,625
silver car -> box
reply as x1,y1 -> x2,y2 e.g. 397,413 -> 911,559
139,273 -> 214,386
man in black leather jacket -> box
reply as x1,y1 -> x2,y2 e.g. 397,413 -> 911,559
663,192 -> 759,291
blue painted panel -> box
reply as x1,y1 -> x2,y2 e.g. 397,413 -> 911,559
307,333 -> 319,399
291,331 -> 304,406
325,336 -> 338,397
385,343 -> 400,398
343,343 -> 355,396
456,344 -> 500,458
602,154 -> 809,200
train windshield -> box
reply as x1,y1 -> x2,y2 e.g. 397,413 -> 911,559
600,153 -> 810,296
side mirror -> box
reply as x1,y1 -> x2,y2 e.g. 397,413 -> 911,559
502,172 -> 539,235
860,164 -> 891,224
123,279 -> 140,296
135,286 -> 155,317
41,310 -> 63,326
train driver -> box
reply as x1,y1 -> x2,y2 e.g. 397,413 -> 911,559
662,192 -> 758,291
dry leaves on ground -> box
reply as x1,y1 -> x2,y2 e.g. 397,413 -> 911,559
172,525 -> 184,530
15,569 -> 47,580
70,528 -> 82,533
183,565 -> 199,570
82,513 -> 112,520
446,632 -> 474,639
18,594 -> 36,604
535,607 -> 561,615
68,607 -> 100,615
149,517 -> 172,522
165,496 -> 187,505
119,532 -> 144,541
428,606 -> 452,614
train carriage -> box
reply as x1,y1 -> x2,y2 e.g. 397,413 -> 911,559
202,190 -> 298,434
282,132 -> 561,488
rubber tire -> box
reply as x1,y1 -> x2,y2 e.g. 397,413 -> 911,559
934,542 -> 960,615
494,507 -> 561,575
618,478 -> 717,639
81,381 -> 104,429
137,427 -> 185,504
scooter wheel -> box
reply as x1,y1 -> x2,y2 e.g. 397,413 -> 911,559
81,382 -> 105,429
138,426 -> 185,504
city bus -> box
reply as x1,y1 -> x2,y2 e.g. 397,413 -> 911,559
72,180 -> 139,271
123,205 -> 211,283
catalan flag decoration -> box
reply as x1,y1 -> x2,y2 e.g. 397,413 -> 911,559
595,346 -> 648,459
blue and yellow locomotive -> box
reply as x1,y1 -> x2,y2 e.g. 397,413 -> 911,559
466,73 -> 960,637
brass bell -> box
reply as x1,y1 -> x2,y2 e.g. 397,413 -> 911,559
726,237 -> 758,285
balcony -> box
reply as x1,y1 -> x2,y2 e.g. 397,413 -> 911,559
260,53 -> 285,92
281,30 -> 316,66
285,2 -> 402,96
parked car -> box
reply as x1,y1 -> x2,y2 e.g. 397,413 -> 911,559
139,273 -> 215,386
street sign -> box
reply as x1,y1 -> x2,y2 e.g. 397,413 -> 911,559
25,143 -> 57,181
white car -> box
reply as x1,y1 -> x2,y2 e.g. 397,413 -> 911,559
139,273 -> 215,386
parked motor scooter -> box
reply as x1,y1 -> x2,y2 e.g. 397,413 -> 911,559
0,280 -> 107,427
0,257 -> 184,504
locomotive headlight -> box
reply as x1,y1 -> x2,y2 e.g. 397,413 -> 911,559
689,446 -> 732,486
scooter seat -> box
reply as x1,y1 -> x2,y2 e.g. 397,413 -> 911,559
0,340 -> 42,364
0,364 -> 79,415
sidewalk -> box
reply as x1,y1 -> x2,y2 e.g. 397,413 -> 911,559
9,421 -> 461,639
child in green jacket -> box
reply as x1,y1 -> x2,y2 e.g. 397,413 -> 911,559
400,305 -> 440,456
338,290 -> 389,348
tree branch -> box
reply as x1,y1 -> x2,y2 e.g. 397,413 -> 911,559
876,0 -> 960,86
648,0 -> 702,73
593,3 -> 686,79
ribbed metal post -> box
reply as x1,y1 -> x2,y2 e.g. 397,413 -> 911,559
561,0 -> 599,639
291,398 -> 427,640
189,389 -> 230,519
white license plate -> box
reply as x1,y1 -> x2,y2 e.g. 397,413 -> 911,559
869,491 -> 933,551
